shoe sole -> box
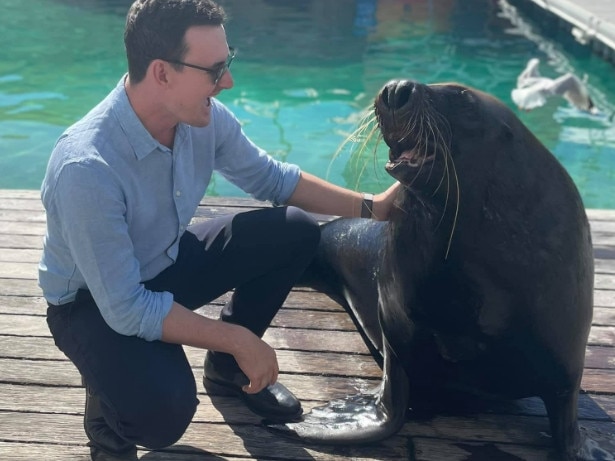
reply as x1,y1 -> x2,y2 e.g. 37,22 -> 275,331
202,376 -> 242,397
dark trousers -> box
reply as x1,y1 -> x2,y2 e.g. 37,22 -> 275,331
46,206 -> 320,449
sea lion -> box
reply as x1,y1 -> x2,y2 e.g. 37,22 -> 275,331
269,80 -> 604,460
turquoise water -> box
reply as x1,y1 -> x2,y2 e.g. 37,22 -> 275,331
2,0 -> 615,208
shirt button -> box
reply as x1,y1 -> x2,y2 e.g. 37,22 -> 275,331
175,190 -> 181,197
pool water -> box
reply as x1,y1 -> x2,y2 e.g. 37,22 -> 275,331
2,0 -> 615,208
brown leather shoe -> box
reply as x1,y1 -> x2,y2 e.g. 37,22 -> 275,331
203,351 -> 302,422
83,380 -> 137,460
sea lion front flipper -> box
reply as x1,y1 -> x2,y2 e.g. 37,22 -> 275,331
265,338 -> 408,444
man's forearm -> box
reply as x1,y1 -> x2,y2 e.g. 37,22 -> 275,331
161,302 -> 248,353
287,171 -> 399,220
286,172 -> 364,217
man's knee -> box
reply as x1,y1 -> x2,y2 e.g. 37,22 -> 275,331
119,381 -> 198,449
285,206 -> 321,250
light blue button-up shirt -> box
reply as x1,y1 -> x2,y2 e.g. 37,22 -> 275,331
39,77 -> 301,341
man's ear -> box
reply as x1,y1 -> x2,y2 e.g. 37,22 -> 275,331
150,60 -> 170,86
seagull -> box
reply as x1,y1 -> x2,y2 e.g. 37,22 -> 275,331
511,58 -> 598,114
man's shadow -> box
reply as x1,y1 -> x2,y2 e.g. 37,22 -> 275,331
206,392 -> 318,459
139,444 -> 225,460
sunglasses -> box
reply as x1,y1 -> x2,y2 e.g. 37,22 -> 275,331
164,47 -> 236,86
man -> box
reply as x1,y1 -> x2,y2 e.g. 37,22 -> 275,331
39,0 -> 398,459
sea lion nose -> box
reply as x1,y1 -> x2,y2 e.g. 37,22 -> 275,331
381,80 -> 415,111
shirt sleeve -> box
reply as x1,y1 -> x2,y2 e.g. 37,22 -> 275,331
51,160 -> 174,341
209,100 -> 301,205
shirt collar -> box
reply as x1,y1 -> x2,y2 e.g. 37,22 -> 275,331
112,75 -> 171,160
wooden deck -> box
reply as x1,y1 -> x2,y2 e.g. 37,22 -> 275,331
0,189 -> 614,460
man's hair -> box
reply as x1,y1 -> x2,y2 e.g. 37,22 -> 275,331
124,0 -> 227,84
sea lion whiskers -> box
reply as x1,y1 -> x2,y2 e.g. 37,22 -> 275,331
327,110 -> 379,184
330,109 -> 376,160
427,115 -> 451,209
406,107 -> 459,260
427,110 -> 459,259
421,111 -> 446,187
443,151 -> 460,259
349,122 -> 384,190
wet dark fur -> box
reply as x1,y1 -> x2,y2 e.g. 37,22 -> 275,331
276,80 -> 597,460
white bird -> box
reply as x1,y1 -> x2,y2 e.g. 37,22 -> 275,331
511,58 -> 598,114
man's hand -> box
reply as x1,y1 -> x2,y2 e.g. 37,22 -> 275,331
233,331 -> 279,394
372,181 -> 401,221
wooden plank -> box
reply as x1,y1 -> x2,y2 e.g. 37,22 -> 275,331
0,358 -> 380,401
2,382 -> 613,421
3,301 -> 358,334
0,333 -> 611,380
3,354 -> 611,402
595,290 -> 615,308
581,368 -> 615,393
0,209 -> 47,223
595,259 -> 615,275
585,345 -> 615,368
0,442 -> 92,461
0,439 -> 555,461
0,296 -> 48,314
0,234 -> 43,250
1,270 -> 614,309
0,279 -> 345,309
1,329 -> 611,375
2,251 -> 613,295
595,273 -> 615,290
587,209 -> 615,221
593,235 -> 615,247
0,441 -> 259,461
0,319 -> 371,354
0,412 -> 409,460
0,198 -> 44,212
0,293 -> 345,316
3,311 -> 614,350
591,220 -> 615,232
199,196 -> 266,208
0,248 -> 41,263
2,291 -> 614,330
410,437 -> 551,461
0,336 -> 379,377
0,190 -> 40,199
0,279 -> 42,297
0,221 -> 46,236
595,246 -> 615,259
589,326 -> 615,346
1,407 -> 613,459
2,293 -> 615,329
593,308 -> 615,326
0,261 -> 37,279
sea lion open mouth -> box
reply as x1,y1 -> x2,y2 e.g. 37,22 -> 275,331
385,149 -> 436,170
375,80 -> 451,191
